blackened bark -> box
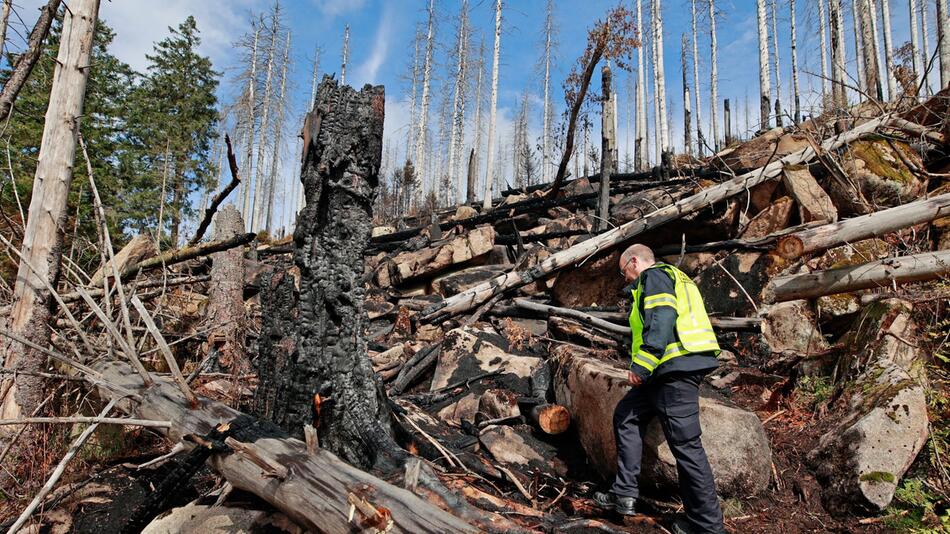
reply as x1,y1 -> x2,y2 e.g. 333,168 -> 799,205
253,267 -> 297,421
259,77 -> 400,471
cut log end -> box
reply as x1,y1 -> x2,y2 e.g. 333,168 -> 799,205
775,235 -> 804,260
530,403 -> 571,435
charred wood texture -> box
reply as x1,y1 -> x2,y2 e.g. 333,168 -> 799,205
252,267 -> 296,420
260,77 -> 400,471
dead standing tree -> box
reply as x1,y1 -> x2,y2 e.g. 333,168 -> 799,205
1,0 -> 99,422
549,6 -> 639,197
255,78 -> 402,471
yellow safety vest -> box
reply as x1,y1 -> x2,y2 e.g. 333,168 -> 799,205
629,263 -> 721,374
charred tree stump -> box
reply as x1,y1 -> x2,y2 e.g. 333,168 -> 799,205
206,205 -> 248,376
258,77 -> 401,471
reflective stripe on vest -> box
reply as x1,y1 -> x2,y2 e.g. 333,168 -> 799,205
629,263 -> 721,373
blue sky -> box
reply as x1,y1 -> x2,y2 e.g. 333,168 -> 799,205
12,0 -> 941,229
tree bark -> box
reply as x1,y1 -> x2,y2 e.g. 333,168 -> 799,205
939,0 -> 950,88
764,249 -> 950,303
483,0 -> 502,209
829,0 -> 849,128
790,0 -> 802,123
598,65 -> 614,231
910,0 -> 922,88
251,10 -> 278,233
756,0 -> 772,130
880,0 -> 897,99
691,0 -> 704,156
860,0 -> 883,100
709,0 -> 720,150
421,115 -> 891,322
260,78 -> 401,471
240,20 -> 260,227
818,0 -> 831,98
636,0 -> 647,169
0,0 -> 62,123
0,0 -> 11,61
776,192 -> 950,259
206,206 -> 248,377
0,0 -> 98,422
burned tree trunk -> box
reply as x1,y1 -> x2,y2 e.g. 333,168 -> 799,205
259,78 -> 401,471
206,205 -> 248,376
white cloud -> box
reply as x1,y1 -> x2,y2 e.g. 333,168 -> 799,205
353,4 -> 392,86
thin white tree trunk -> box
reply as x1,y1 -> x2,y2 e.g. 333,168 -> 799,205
791,0 -> 801,123
650,25 -> 660,163
654,0 -> 670,153
470,38 -> 484,203
938,0 -> 950,87
340,23 -> 349,85
635,0 -> 647,169
0,0 -> 99,421
309,44 -> 320,109
407,26 -> 420,160
708,0 -> 719,150
681,35 -> 692,156
818,0 -> 831,97
910,0 -> 922,88
264,31 -> 290,234
241,21 -> 260,229
251,14 -> 278,233
416,0 -> 435,200
542,0 -> 554,183
852,0 -> 867,93
770,0 -> 783,125
447,0 -> 468,202
922,0 -> 932,94
483,0 -> 502,209
756,0 -> 772,129
881,0 -> 897,98
869,0 -> 884,99
690,0 -> 704,156
0,0 -> 11,62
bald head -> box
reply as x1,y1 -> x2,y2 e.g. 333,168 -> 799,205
619,244 -> 655,282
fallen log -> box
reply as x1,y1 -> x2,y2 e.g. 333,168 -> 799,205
775,192 -> 950,260
421,115 -> 892,323
375,226 -> 495,287
513,298 -> 628,337
113,232 -> 256,284
94,361 -> 481,534
764,249 -> 950,303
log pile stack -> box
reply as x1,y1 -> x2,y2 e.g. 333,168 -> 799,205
3,89 -> 950,533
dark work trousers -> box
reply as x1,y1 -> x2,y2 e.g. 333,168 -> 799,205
610,371 -> 724,533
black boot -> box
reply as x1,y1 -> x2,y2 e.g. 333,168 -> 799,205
592,491 -> 637,516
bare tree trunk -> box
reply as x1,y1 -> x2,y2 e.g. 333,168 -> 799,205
922,0 -> 932,94
0,0 -> 11,61
830,0 -> 849,124
690,0 -> 704,157
653,0 -> 670,153
818,0 -> 831,98
0,0 -> 98,422
723,98 -> 731,144
416,0 -> 435,201
483,0 -> 502,209
252,11 -> 278,233
708,0 -> 720,150
542,0 -> 554,183
264,31 -> 291,234
681,34 -> 692,157
881,0 -> 897,99
635,0 -> 648,169
407,26 -> 420,163
340,23 -> 349,85
448,1 -> 469,202
860,0 -> 883,99
0,0 -> 62,123
770,0 -> 783,126
757,0 -> 772,129
910,0 -> 922,88
241,20 -> 260,230
598,65 -> 614,232
207,205 -> 248,378
939,0 -> 950,88
790,0 -> 802,123
170,164 -> 184,246
852,0 -> 868,93
469,38 -> 484,204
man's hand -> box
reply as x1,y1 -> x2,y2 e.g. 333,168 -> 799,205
628,371 -> 643,387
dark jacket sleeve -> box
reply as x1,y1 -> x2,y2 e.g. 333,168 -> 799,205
629,268 -> 678,381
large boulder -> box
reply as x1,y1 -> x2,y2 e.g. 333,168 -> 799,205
760,300 -> 830,373
808,300 -> 929,514
552,346 -> 772,497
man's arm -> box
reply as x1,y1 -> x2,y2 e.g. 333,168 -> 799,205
630,269 -> 678,382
